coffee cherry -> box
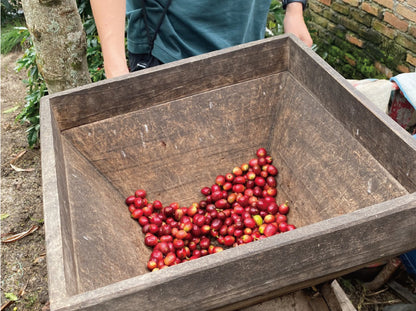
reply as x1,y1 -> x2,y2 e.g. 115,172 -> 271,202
125,148 -> 296,271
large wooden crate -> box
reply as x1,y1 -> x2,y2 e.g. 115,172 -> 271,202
40,34 -> 416,311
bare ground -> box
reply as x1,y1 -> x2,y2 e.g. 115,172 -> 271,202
1,51 -> 48,311
0,50 -> 415,311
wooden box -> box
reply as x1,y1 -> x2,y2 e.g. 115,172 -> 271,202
40,35 -> 416,311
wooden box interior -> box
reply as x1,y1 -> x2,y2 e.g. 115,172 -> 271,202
40,35 -> 416,311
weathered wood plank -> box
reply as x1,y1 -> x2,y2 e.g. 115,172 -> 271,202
50,193 -> 416,311
242,289 -> 329,311
62,73 -> 286,206
61,136 -> 149,293
321,280 -> 357,311
47,36 -> 289,131
270,73 -> 408,227
288,36 -> 416,192
40,100 -> 79,299
387,281 -> 416,304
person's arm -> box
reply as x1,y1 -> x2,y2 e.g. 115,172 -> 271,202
283,2 -> 313,47
90,0 -> 129,78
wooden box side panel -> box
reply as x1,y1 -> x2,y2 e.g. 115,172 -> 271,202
40,100 -> 79,300
61,137 -> 149,293
48,36 -> 290,131
63,73 -> 407,229
53,193 -> 416,311
62,73 -> 289,207
287,36 -> 416,192
269,74 -> 408,227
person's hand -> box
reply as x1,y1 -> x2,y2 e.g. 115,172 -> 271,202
283,2 -> 313,47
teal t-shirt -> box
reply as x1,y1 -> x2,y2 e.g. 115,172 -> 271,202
126,0 -> 271,63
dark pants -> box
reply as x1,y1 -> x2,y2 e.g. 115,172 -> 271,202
128,52 -> 163,72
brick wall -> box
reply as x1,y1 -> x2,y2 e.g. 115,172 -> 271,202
307,0 -> 416,78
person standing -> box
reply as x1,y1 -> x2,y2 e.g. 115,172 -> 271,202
91,0 -> 313,78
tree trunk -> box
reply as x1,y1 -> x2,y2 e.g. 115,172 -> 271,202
21,0 -> 91,94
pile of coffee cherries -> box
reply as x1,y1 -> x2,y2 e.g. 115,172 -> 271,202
125,148 -> 296,271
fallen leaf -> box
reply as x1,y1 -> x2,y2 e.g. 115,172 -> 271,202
1,225 -> 39,244
10,163 -> 35,172
10,150 -> 26,165
2,105 -> 20,114
34,252 -> 46,264
9,150 -> 35,172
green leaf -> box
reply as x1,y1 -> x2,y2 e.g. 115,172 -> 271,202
1,213 -> 10,220
5,292 -> 18,301
27,126 -> 40,148
30,217 -> 44,224
3,105 -> 20,114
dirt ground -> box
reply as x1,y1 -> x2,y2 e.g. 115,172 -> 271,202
1,50 -> 415,311
1,51 -> 48,311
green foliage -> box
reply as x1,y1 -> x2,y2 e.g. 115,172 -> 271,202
356,58 -> 384,79
1,0 -> 23,26
267,0 -> 285,37
328,45 -> 342,57
311,31 -> 389,79
1,23 -> 28,54
341,63 -> 355,77
84,17 -> 105,82
15,40 -> 48,148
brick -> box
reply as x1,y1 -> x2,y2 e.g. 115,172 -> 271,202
323,8 -> 339,23
361,2 -> 379,16
397,64 -> 411,73
396,34 -> 416,53
373,0 -> 394,9
364,41 -> 386,59
359,27 -> 383,43
410,25 -> 416,37
397,4 -> 416,23
310,11 -> 330,27
333,2 -> 350,15
334,35 -> 352,51
375,61 -> 393,78
342,0 -> 359,7
339,15 -> 361,32
372,20 -> 397,39
346,32 -> 364,47
318,0 -> 332,6
384,11 -> 409,31
407,53 -> 416,66
327,21 -> 338,34
351,8 -> 373,27
308,1 -> 324,14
